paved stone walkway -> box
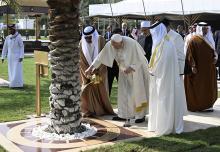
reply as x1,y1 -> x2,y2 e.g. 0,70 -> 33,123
218,80 -> 220,91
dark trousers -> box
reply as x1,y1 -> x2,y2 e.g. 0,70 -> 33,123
217,55 -> 220,79
217,65 -> 220,80
107,61 -> 119,96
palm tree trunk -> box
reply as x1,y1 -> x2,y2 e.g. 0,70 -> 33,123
46,0 -> 84,134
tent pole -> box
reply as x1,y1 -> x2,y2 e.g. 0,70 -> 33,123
180,0 -> 187,33
109,1 -> 114,17
141,0 -> 147,19
6,1 -> 9,35
109,0 -> 116,28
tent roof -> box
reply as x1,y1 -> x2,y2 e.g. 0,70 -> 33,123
89,0 -> 220,18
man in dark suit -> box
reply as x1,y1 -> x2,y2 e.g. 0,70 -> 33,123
176,25 -> 185,39
104,25 -> 112,42
121,22 -> 131,37
215,30 -> 220,79
137,21 -> 152,62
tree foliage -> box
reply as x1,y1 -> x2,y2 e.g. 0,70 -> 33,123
0,0 -> 21,14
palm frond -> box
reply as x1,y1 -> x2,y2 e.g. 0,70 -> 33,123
0,0 -> 21,15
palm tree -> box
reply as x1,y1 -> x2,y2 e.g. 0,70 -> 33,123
46,0 -> 85,134
4,0 -> 83,135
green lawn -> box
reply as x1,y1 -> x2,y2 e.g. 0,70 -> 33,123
86,126 -> 220,152
0,57 -> 117,122
110,79 -> 118,108
0,146 -> 6,152
0,57 -> 51,122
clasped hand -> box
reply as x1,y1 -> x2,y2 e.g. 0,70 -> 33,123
85,66 -> 95,78
192,67 -> 197,74
123,67 -> 135,74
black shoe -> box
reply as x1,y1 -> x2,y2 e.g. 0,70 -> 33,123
201,109 -> 214,112
135,116 -> 145,123
112,116 -> 126,121
200,107 -> 214,112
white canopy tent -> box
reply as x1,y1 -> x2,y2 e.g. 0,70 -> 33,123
89,0 -> 220,17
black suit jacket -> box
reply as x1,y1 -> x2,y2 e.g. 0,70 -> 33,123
122,29 -> 131,37
215,30 -> 220,66
104,32 -> 112,41
215,30 -> 220,54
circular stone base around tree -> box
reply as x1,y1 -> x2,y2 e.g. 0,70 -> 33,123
32,123 -> 97,141
1,117 -> 143,151
6,118 -> 122,149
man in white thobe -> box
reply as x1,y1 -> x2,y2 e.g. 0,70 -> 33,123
1,24 -> 24,88
161,19 -> 187,118
148,22 -> 187,135
86,34 -> 149,123
162,18 -> 185,75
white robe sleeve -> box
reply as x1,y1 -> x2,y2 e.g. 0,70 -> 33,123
129,41 -> 147,70
17,35 -> 24,59
175,34 -> 185,75
92,43 -> 115,69
150,53 -> 162,77
1,37 -> 8,59
168,31 -> 185,75
150,39 -> 166,77
184,34 -> 191,55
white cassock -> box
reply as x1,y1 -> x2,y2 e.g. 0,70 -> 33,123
148,24 -> 187,136
1,32 -> 24,87
92,36 -> 149,119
